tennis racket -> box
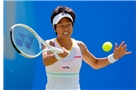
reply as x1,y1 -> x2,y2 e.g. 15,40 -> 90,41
10,24 -> 66,58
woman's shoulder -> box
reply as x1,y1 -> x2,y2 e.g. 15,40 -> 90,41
45,38 -> 56,47
73,38 -> 87,51
73,38 -> 84,45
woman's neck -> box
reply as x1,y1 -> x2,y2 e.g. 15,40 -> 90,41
56,38 -> 72,50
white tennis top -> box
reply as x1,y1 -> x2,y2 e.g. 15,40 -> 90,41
45,38 -> 82,90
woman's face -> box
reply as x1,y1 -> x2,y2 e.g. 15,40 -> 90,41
55,17 -> 73,39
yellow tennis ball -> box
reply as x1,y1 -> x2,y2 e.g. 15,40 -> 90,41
102,42 -> 113,52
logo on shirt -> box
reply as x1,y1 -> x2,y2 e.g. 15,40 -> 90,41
62,66 -> 70,69
74,56 -> 81,58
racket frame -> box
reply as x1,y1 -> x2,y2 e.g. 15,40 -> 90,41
10,24 -> 63,58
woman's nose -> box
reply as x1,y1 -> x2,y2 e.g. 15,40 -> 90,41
64,25 -> 68,31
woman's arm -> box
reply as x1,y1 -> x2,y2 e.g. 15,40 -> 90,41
77,41 -> 132,70
42,40 -> 69,66
42,40 -> 58,66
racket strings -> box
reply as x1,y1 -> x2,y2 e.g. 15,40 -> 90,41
13,27 -> 41,56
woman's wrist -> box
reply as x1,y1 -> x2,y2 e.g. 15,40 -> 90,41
108,54 -> 118,63
54,53 -> 63,61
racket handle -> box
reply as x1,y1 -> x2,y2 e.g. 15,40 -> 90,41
51,47 -> 63,53
51,47 -> 70,57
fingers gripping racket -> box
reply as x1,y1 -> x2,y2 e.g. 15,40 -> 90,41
10,24 -> 65,58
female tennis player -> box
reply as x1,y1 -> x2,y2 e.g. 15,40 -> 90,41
42,6 -> 132,90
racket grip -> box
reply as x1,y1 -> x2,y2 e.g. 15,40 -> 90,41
51,47 -> 63,53
51,47 -> 70,56
51,47 -> 70,57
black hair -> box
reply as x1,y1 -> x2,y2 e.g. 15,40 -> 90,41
50,6 -> 76,35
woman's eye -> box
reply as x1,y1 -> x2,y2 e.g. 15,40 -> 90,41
67,24 -> 71,26
59,25 -> 63,28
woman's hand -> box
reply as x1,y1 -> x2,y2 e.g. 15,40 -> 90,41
113,41 -> 132,60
